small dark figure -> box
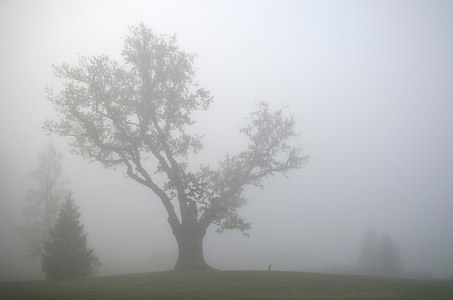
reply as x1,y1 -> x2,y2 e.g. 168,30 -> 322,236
268,264 -> 272,271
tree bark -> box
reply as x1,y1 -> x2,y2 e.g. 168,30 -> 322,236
173,226 -> 215,271
172,204 -> 214,271
170,195 -> 214,271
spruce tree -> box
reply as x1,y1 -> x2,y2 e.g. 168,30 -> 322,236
41,192 -> 97,280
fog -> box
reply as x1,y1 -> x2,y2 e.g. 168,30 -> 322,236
1,0 -> 453,280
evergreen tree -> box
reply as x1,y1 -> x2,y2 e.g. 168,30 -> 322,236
41,192 -> 97,280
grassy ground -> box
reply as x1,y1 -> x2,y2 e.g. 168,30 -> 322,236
1,270 -> 453,300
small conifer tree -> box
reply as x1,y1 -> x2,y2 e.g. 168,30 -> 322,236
41,192 -> 98,280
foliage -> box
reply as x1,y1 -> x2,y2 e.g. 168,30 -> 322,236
378,232 -> 403,276
45,23 -> 306,238
41,193 -> 97,280
18,144 -> 67,260
358,230 -> 402,277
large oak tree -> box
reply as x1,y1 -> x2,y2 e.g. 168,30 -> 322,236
45,23 -> 306,270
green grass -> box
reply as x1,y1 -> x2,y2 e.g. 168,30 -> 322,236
1,270 -> 453,300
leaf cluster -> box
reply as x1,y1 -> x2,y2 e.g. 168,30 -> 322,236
45,23 -> 306,235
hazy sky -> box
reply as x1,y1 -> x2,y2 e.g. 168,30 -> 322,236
1,0 -> 453,280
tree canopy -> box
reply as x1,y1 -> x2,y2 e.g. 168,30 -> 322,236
18,144 -> 67,260
45,23 -> 306,269
358,230 -> 402,277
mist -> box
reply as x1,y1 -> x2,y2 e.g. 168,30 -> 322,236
1,0 -> 453,281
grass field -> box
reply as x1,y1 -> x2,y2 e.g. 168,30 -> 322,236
1,270 -> 453,300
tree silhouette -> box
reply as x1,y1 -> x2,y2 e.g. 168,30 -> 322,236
41,193 -> 97,280
45,23 -> 306,270
378,232 -> 402,276
18,144 -> 67,260
358,229 -> 380,275
358,230 -> 402,277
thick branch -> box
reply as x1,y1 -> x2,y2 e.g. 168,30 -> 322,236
121,154 -> 180,232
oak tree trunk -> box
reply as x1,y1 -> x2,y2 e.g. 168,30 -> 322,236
172,202 -> 213,271
174,231 -> 210,270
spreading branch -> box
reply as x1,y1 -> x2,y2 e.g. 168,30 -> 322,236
45,23 -> 306,237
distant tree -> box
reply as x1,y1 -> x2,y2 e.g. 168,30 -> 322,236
358,229 -> 380,276
358,230 -> 402,277
379,232 -> 402,277
44,23 -> 306,270
18,144 -> 67,260
41,192 -> 98,280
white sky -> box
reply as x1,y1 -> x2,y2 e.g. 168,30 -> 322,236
1,0 -> 453,279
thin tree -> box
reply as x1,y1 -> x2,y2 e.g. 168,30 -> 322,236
42,192 -> 98,280
45,23 -> 306,270
18,144 -> 67,260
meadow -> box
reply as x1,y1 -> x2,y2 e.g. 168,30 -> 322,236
1,270 -> 453,300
